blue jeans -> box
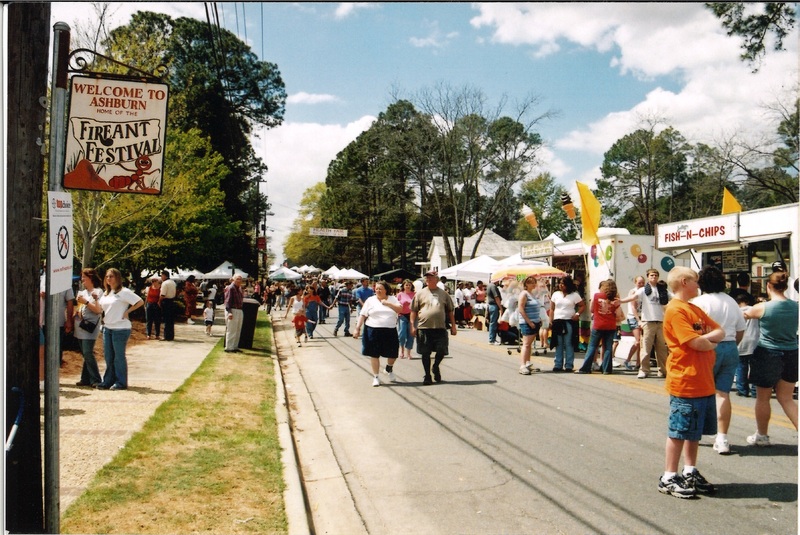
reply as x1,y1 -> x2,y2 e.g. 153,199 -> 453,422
306,302 -> 319,337
487,303 -> 500,343
554,321 -> 575,370
736,354 -> 755,395
578,329 -> 616,373
79,338 -> 102,385
397,314 -> 414,350
102,328 -> 131,388
335,305 -> 351,334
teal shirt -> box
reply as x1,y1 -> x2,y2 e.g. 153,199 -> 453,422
758,299 -> 799,350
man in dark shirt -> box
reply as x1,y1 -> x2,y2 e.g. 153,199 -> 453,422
486,280 -> 503,345
728,272 -> 754,306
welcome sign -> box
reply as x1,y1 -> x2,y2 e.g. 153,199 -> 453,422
63,76 -> 169,194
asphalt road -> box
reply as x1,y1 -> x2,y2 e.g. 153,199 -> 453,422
275,310 -> 797,535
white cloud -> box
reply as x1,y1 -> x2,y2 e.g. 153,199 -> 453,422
410,20 -> 459,48
334,3 -> 377,20
254,117 -> 376,261
287,92 -> 341,105
470,3 -> 798,180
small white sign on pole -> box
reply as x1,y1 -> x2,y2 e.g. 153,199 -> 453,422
48,191 -> 74,294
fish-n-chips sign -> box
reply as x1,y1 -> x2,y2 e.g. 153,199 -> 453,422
63,76 -> 169,194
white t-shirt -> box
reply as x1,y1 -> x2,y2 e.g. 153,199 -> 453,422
551,291 -> 583,320
99,287 -> 143,330
737,305 -> 760,355
691,292 -> 746,342
160,278 -> 177,299
75,288 -> 103,340
633,284 -> 666,322
360,295 -> 400,328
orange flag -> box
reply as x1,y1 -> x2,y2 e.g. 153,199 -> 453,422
721,187 -> 742,214
576,182 -> 601,247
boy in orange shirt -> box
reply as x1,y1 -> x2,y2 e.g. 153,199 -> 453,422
659,267 -> 725,499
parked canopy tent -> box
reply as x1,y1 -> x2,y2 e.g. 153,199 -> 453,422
333,268 -> 369,280
269,266 -> 302,281
438,255 -> 501,283
203,261 -> 249,280
322,265 -> 340,277
371,268 -> 418,283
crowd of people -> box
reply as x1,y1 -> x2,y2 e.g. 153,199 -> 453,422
263,261 -> 797,501
48,258 -> 797,501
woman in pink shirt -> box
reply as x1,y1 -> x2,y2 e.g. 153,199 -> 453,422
396,279 -> 416,359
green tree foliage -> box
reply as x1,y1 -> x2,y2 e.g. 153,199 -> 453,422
515,173 -> 577,242
283,182 -> 332,267
706,2 -> 796,70
103,11 -> 286,274
412,84 -> 548,263
86,129 -> 237,290
596,126 -> 691,234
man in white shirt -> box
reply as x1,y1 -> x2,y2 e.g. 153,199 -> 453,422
159,270 -> 177,341
621,269 -> 669,378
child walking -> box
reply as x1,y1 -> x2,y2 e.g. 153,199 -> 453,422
659,267 -> 725,498
292,306 -> 308,346
203,300 -> 214,336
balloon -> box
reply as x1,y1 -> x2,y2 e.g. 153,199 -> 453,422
638,253 -> 647,263
661,256 -> 675,271
605,246 -> 613,261
631,244 -> 641,256
590,245 -> 597,259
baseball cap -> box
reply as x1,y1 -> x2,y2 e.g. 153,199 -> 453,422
772,261 -> 787,272
424,270 -> 439,277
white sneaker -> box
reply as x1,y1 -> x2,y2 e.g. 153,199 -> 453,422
591,362 -> 601,372
187,319 -> 195,325
372,376 -> 380,387
713,437 -> 731,454
746,433 -> 770,446
637,370 -> 647,379
383,369 -> 397,382
519,366 -> 531,375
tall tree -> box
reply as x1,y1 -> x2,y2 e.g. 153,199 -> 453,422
103,11 -> 286,274
412,83 -> 549,264
7,4 -> 50,532
706,2 -> 796,70
596,125 -> 691,234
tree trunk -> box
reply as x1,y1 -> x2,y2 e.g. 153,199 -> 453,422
6,3 -> 50,533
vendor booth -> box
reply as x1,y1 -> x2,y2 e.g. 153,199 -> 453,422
655,203 -> 798,300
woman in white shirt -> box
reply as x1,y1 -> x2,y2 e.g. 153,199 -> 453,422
354,280 -> 403,387
96,268 -> 144,390
74,268 -> 104,387
548,275 -> 585,372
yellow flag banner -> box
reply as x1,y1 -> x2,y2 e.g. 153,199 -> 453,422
576,182 -> 601,247
721,187 -> 742,214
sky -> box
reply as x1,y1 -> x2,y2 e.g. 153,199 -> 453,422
49,2 -> 798,266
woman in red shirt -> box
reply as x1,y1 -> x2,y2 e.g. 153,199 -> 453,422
575,279 -> 621,374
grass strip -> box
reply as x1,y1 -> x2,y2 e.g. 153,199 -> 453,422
61,311 -> 288,534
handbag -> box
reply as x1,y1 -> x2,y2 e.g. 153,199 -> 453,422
79,318 -> 98,332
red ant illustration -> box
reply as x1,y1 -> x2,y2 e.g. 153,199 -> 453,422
109,155 -> 156,190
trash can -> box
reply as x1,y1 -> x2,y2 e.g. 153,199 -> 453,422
238,298 -> 260,349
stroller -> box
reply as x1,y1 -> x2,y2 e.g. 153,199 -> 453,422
498,320 -> 520,347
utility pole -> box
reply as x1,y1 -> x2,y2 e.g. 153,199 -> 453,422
6,4 -> 51,532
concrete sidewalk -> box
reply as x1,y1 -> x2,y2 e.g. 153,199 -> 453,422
55,317 -> 220,510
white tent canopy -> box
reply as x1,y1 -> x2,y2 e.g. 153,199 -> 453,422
322,265 -> 340,277
333,268 -> 369,280
269,266 -> 302,281
203,261 -> 249,280
438,255 -> 501,282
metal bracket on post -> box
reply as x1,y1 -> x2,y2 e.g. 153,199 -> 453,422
67,47 -> 168,82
